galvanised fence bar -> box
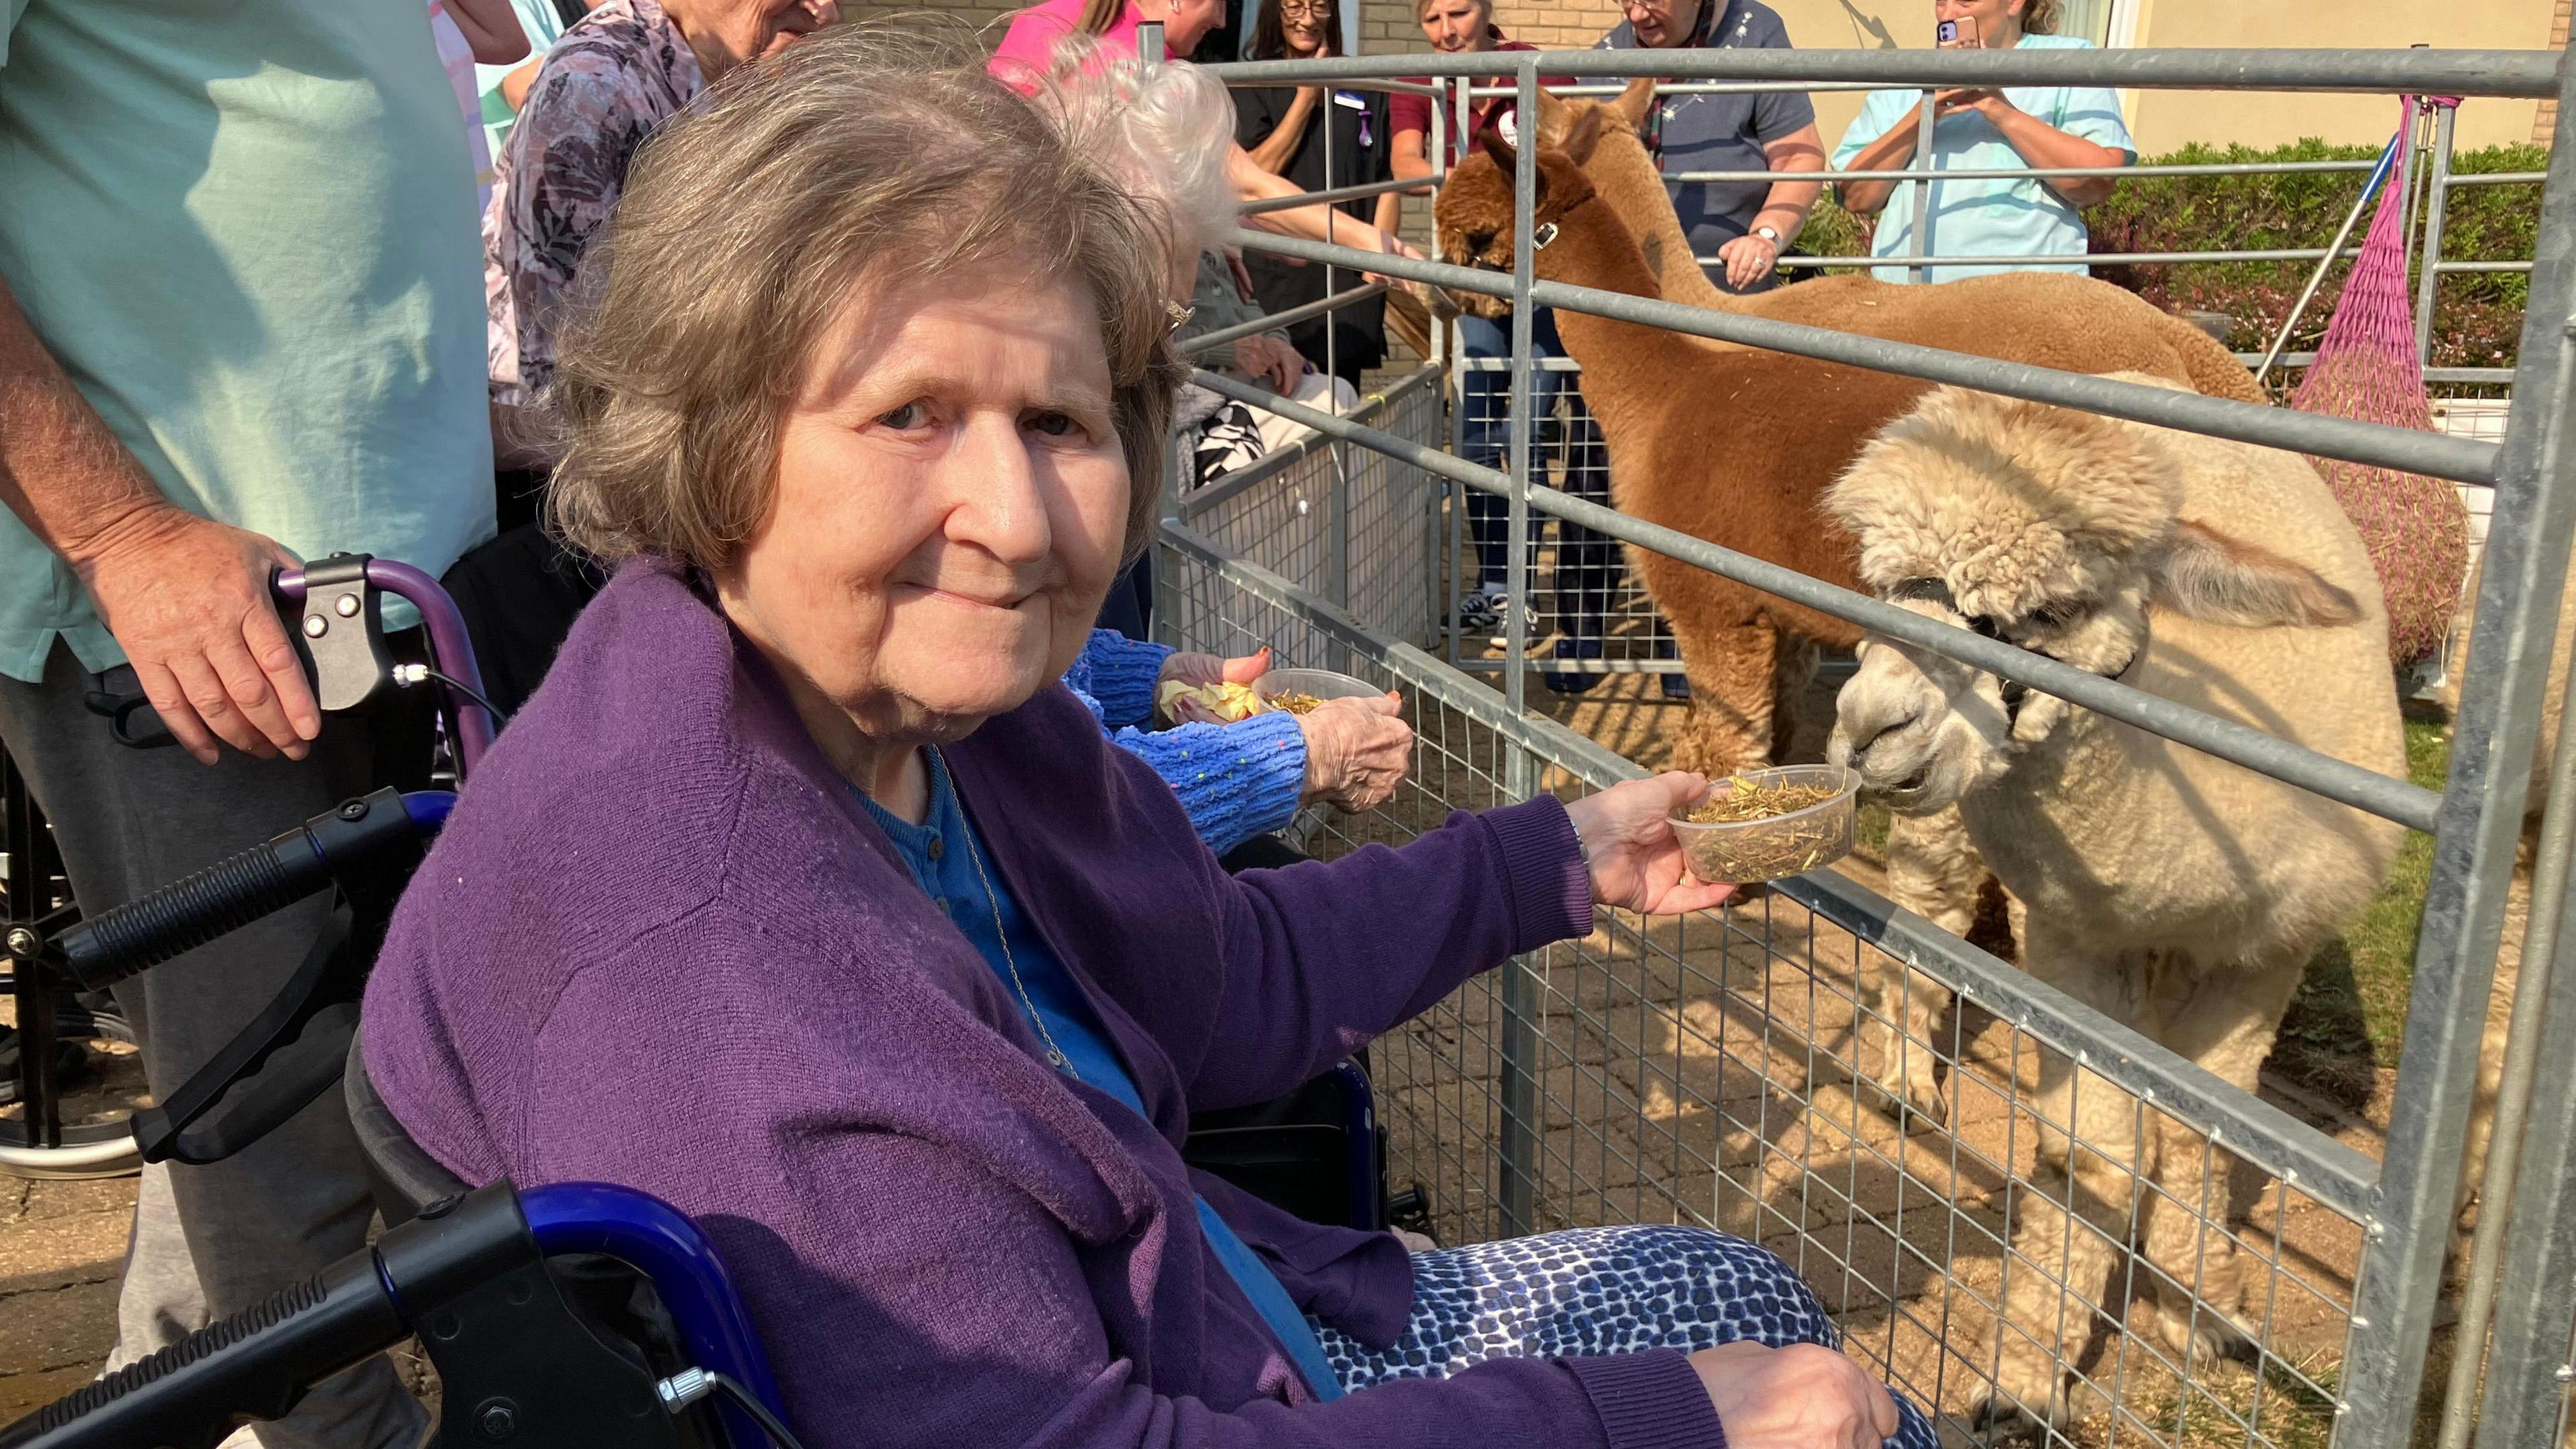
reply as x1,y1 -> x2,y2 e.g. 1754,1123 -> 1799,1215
1174,41 -> 2572,1449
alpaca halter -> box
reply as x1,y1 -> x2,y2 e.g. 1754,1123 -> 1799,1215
1885,576 -> 2143,730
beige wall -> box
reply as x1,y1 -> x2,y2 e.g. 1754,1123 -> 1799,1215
840,0 -> 2561,154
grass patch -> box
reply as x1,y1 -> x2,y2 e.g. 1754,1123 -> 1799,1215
2268,709 -> 2452,1105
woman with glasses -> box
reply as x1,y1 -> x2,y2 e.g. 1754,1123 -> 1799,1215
1231,0 -> 1398,385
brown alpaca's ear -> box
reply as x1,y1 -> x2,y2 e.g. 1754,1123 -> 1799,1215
1476,120 -> 1515,174
1531,86 -> 1573,147
1560,103 -> 1609,166
2150,520 -> 2363,629
1609,76 -> 1658,130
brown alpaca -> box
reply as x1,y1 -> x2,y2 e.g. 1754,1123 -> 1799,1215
1436,117 -> 2110,1127
1438,113 -> 1934,771
1513,80 -> 2267,407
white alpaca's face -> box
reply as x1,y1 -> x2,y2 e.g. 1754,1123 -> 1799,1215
1827,584 -> 2149,814
1829,600 -> 2015,815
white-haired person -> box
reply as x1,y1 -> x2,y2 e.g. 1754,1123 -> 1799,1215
363,28 -> 1936,1449
990,0 -> 1424,277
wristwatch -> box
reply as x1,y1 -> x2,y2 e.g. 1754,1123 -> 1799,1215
1752,225 -> 1782,246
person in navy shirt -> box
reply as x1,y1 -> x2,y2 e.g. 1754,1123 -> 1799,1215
1597,0 -> 1825,296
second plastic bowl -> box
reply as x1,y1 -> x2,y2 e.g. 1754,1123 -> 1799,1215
1254,667 -> 1388,714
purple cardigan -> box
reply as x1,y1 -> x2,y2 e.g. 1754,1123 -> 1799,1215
361,561 -> 1723,1449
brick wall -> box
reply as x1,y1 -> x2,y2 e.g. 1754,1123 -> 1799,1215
2538,0 -> 2570,142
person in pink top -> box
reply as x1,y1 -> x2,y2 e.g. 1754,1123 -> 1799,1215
989,0 -> 1423,272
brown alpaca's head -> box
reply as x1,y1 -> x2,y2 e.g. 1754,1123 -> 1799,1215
1432,104 -> 1605,319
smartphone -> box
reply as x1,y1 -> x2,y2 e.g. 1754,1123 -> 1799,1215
1935,16 -> 1978,45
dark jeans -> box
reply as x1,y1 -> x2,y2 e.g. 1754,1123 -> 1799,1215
1454,311 -> 1617,642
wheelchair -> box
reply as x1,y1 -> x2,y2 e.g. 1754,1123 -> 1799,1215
0,555 -> 1416,1449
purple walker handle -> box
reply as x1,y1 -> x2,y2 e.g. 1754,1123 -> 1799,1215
272,560 -> 496,778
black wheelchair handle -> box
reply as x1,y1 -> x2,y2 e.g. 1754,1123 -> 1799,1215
0,1252 -> 403,1449
0,1183 -> 540,1449
54,788 -> 415,992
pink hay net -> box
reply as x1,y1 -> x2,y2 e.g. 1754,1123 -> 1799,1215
2287,97 -> 2470,667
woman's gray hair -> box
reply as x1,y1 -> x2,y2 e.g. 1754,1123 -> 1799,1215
1027,40 -> 1241,268
548,21 -> 1186,572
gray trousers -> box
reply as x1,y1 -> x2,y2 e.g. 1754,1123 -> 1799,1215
0,643 -> 427,1449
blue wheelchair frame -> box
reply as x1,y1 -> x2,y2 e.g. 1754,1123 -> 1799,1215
0,1177 -> 790,1449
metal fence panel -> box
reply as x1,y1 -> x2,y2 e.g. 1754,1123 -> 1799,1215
1159,524 -> 2379,1448
1185,42 -> 2576,1447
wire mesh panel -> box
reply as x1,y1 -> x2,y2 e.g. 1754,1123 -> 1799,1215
1448,356 -> 1679,677
1160,527 -> 2377,1449
1177,366 -> 1444,649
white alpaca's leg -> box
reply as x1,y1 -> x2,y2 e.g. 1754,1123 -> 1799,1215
1978,947 -> 2153,1433
2132,956 -> 2302,1368
1847,806 -> 1980,1125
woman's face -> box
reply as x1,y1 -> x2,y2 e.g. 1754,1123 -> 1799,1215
718,258 -> 1130,753
1417,0 -> 1491,53
1278,0 -> 1334,56
667,0 -> 837,75
1933,0 -> 2022,45
1141,0 -> 1226,54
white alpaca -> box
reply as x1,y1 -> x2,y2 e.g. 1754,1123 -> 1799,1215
1823,376 -> 2406,1430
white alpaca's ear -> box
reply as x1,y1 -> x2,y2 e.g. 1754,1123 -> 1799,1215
2149,519 -> 2362,629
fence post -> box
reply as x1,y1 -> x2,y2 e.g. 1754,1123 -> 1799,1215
1426,79 -> 1450,648
2445,614 -> 2576,1449
1503,58 -> 1537,719
2337,64 -> 2576,1449
1907,91 -> 1936,285
1491,56 -> 1545,1239
1499,737 -> 1542,1238
1446,72 -> 1474,672
2416,101 -> 2457,368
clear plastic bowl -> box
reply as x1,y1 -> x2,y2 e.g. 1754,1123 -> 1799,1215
1668,764 -> 1860,884
1254,667 -> 1389,715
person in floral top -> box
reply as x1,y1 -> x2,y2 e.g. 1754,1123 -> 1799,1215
484,0 -> 833,517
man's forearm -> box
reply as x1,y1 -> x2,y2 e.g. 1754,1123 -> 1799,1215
0,277 -> 175,568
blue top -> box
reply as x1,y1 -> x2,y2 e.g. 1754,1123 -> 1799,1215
1063,631 -> 1309,856
854,753 -> 1346,1402
1597,0 -> 1815,274
0,0 -> 494,678
1830,34 -> 2134,284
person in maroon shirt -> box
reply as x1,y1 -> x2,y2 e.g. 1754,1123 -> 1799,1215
1387,0 -> 1553,181
1383,0 -> 1645,699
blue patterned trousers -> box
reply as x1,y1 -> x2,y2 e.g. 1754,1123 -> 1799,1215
1309,1224 -> 1937,1448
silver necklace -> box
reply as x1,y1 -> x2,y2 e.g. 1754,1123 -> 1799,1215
930,747 -> 1073,1072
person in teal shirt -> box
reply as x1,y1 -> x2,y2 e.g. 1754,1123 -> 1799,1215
1829,0 -> 2132,284
0,3 -> 486,1446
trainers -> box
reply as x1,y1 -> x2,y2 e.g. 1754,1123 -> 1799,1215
1545,636 -> 1604,695
1449,588 -> 1503,639
1489,594 -> 1546,649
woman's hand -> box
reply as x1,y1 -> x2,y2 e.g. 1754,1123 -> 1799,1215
1230,335 -> 1305,394
1933,87 -> 2013,121
1561,772 -> 1737,914
1297,692 -> 1412,812
1688,1341 -> 1901,1449
1714,231 -> 1780,290
1159,646 -> 1271,692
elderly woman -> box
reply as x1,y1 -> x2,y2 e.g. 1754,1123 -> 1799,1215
363,28 -> 1931,1449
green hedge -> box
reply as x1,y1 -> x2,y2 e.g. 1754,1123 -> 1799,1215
1795,139 -> 2544,372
